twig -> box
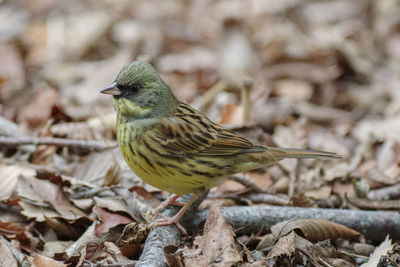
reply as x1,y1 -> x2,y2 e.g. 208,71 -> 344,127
347,197 -> 400,210
0,236 -> 30,267
228,174 -> 265,193
240,78 -> 252,124
367,183 -> 400,200
238,193 -> 290,206
289,117 -> 307,198
295,247 -> 323,267
0,136 -> 113,152
136,192 -> 208,267
191,206 -> 400,242
288,159 -> 300,198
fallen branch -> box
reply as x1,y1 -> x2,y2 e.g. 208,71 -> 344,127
367,183 -> 400,200
238,193 -> 290,206
191,206 -> 400,242
0,136 -> 113,152
136,192 -> 208,267
0,236 -> 30,267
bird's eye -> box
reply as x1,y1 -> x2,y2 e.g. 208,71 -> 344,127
130,84 -> 140,95
119,84 -> 140,96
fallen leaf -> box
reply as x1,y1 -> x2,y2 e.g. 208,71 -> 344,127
272,79 -> 313,102
28,254 -> 67,267
76,241 -> 136,266
271,218 -> 360,242
93,205 -> 133,236
183,205 -> 242,266
42,241 -> 74,258
0,239 -> 18,267
361,235 -> 393,267
304,185 -> 332,200
17,176 -> 87,221
115,222 -> 148,259
0,165 -> 35,201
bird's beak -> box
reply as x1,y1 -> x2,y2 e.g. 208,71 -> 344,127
101,82 -> 122,96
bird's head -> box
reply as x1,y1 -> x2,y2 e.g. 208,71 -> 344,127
101,61 -> 177,119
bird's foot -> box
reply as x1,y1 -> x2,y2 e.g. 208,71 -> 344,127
153,194 -> 184,219
148,214 -> 187,235
148,195 -> 198,235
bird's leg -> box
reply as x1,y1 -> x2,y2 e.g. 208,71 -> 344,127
148,195 -> 198,235
152,194 -> 185,220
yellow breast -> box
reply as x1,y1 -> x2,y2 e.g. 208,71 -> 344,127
116,119 -> 222,195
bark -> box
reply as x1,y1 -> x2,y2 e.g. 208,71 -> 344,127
136,192 -> 208,267
191,206 -> 400,242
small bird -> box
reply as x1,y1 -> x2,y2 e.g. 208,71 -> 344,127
101,61 -> 339,234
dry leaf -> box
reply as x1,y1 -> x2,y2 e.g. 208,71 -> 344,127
93,205 -> 133,236
271,219 -> 360,242
0,239 -> 18,267
183,205 -> 242,266
28,254 -> 67,267
0,165 -> 35,201
17,176 -> 87,221
115,222 -> 148,258
361,235 -> 393,267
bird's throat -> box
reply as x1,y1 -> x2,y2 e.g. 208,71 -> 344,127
113,97 -> 151,119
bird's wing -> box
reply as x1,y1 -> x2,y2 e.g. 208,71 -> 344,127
145,103 -> 261,157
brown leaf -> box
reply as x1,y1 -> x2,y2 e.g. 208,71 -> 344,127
361,235 -> 393,267
0,239 -> 18,267
115,222 -> 148,259
291,193 -> 316,208
44,217 -> 80,239
72,147 -> 145,189
77,241 -> 135,266
164,245 -> 184,267
17,176 -> 87,221
267,231 -> 312,259
36,169 -> 71,188
0,220 -> 27,241
183,205 -> 242,266
28,254 -> 67,267
304,185 -> 332,200
93,205 -> 133,236
271,219 -> 360,242
19,87 -> 61,129
219,103 -> 245,128
42,241 -> 74,258
0,165 -> 35,201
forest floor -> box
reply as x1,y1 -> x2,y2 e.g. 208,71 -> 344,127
1,0 -> 400,266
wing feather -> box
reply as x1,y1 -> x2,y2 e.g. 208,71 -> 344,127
146,103 -> 261,157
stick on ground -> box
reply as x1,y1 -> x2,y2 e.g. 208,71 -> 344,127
191,206 -> 400,242
0,136 -> 112,152
136,192 -> 208,267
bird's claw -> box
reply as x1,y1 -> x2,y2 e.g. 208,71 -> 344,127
148,216 -> 187,235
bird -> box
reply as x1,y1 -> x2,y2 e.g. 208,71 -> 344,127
101,61 -> 340,234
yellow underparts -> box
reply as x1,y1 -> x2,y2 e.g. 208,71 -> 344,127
117,124 -> 225,195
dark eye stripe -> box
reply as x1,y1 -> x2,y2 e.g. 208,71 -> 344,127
118,84 -> 140,95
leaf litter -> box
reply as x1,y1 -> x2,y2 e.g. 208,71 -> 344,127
1,0 -> 400,266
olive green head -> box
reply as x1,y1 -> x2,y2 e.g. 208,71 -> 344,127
101,61 -> 178,119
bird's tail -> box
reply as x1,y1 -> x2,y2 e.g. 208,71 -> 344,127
267,147 -> 341,160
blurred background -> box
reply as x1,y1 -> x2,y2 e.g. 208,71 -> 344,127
1,0 -> 400,207
1,1 -> 400,264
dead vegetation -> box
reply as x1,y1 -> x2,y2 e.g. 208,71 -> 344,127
1,0 -> 400,266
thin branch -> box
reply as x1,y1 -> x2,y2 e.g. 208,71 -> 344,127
191,206 -> 400,242
238,193 -> 290,206
136,192 -> 208,267
0,236 -> 30,267
0,136 -> 114,152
